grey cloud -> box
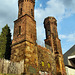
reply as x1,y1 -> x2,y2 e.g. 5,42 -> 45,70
62,0 -> 73,6
60,0 -> 75,10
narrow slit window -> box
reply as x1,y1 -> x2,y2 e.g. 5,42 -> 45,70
19,26 -> 21,35
20,8 -> 22,15
31,34 -> 32,38
48,30 -> 50,35
31,9 -> 33,16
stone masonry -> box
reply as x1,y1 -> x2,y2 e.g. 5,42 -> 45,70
44,17 -> 66,75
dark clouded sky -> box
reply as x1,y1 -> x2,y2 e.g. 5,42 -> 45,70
0,0 -> 75,54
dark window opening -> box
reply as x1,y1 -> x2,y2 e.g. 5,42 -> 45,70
19,26 -> 21,35
48,21 -> 50,25
48,30 -> 50,35
31,9 -> 33,16
51,22 -> 53,24
20,8 -> 22,15
31,34 -> 32,38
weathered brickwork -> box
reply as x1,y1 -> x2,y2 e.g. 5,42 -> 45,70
12,15 -> 36,45
37,45 -> 56,75
11,41 -> 25,62
23,41 -> 38,75
18,0 -> 35,19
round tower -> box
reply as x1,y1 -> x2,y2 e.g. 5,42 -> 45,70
44,17 -> 66,75
44,17 -> 58,39
44,17 -> 58,53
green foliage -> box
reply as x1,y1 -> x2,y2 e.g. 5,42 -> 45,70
0,24 -> 12,60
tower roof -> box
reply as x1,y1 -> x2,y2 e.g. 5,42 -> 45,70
44,16 -> 57,27
18,0 -> 35,3
44,16 -> 57,24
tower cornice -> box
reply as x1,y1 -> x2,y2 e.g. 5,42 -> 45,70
44,16 -> 57,28
14,14 -> 36,23
18,0 -> 35,4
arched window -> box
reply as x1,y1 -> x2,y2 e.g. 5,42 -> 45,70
48,30 -> 50,35
41,61 -> 44,66
48,63 -> 50,68
31,9 -> 33,16
19,26 -> 21,35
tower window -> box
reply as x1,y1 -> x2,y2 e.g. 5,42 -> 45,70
31,34 -> 32,38
48,21 -> 50,25
20,8 -> 22,15
41,61 -> 44,66
48,30 -> 50,35
48,63 -> 50,68
19,26 -> 21,35
31,9 -> 33,16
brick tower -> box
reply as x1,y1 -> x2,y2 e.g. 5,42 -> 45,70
11,0 -> 38,74
44,17 -> 66,75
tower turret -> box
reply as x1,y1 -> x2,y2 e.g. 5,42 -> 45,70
18,0 -> 35,19
44,17 -> 59,53
44,17 -> 58,39
44,17 -> 66,75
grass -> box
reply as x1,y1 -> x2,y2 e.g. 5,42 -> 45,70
0,73 -> 18,75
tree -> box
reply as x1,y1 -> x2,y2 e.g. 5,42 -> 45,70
0,24 -> 12,60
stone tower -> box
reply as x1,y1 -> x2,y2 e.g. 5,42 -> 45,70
44,17 -> 66,75
11,0 -> 38,74
12,0 -> 36,45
